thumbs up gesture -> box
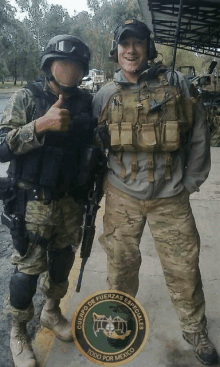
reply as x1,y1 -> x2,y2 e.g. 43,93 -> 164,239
53,93 -> 64,107
35,94 -> 71,135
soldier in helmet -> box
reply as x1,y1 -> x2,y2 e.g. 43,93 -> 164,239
93,19 -> 218,365
0,35 -> 96,367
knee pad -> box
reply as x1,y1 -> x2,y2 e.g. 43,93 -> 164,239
10,270 -> 39,310
48,245 -> 75,284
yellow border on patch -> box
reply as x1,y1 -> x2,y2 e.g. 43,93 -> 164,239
72,290 -> 149,366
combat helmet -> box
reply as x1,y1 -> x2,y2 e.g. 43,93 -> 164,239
109,19 -> 157,62
41,35 -> 90,77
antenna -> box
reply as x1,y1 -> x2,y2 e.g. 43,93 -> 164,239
170,0 -> 184,85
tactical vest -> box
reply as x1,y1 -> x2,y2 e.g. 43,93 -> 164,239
9,78 -> 95,195
98,73 -> 196,181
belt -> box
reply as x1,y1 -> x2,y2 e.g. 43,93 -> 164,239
17,180 -> 72,204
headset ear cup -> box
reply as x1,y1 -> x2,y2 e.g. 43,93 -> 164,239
112,50 -> 118,63
109,49 -> 118,63
148,38 -> 157,60
109,36 -> 157,63
109,40 -> 118,63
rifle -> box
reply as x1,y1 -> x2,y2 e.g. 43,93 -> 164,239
76,148 -> 107,292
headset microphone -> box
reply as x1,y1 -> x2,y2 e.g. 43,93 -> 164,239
133,62 -> 150,75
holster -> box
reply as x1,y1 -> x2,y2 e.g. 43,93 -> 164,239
1,175 -> 29,256
1,212 -> 28,256
0,177 -> 15,200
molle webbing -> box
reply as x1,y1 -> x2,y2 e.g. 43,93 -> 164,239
114,152 -> 126,179
147,153 -> 154,182
98,75 -> 196,181
24,78 -> 57,120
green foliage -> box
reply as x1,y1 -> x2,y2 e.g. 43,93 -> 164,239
0,0 -> 218,84
0,57 -> 9,82
41,5 -> 72,47
15,0 -> 49,45
0,0 -> 16,27
155,43 -> 215,77
70,0 -> 141,78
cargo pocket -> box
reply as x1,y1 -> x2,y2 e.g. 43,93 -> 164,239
137,123 -> 157,151
161,121 -> 180,151
99,214 -> 116,260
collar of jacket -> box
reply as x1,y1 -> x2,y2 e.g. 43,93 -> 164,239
113,63 -> 169,87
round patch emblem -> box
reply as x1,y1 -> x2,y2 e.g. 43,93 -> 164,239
72,290 -> 149,366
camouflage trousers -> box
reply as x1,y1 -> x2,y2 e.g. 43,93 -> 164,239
7,195 -> 83,322
99,181 -> 206,333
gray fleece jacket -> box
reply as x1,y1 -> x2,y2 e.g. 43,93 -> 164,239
92,68 -> 210,200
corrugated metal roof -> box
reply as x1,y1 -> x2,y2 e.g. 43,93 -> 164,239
138,0 -> 220,57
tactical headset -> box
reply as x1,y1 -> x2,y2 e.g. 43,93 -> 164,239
109,19 -> 157,63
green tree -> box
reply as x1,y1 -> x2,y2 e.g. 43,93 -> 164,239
15,0 -> 49,45
4,19 -> 40,84
41,4 -> 72,47
154,43 -> 212,76
0,0 -> 15,27
70,0 -> 141,78
0,57 -> 9,83
0,0 -> 17,82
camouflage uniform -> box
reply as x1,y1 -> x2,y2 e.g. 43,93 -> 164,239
1,80 -> 91,322
93,68 -> 210,333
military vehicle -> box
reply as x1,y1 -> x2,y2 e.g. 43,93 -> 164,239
191,61 -> 220,145
191,61 -> 220,102
177,66 -> 196,81
80,69 -> 105,92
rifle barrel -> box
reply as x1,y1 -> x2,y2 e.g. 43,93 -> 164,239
76,258 -> 88,292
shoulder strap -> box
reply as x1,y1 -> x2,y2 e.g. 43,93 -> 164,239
23,77 -> 45,98
98,83 -> 125,124
24,78 -> 56,121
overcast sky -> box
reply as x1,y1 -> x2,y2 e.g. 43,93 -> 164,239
10,0 -> 90,18
46,0 -> 90,16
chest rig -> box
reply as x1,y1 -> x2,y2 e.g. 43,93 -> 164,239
10,79 -> 94,199
98,73 -> 196,181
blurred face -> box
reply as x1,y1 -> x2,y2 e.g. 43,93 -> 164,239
117,37 -> 147,81
51,59 -> 83,87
